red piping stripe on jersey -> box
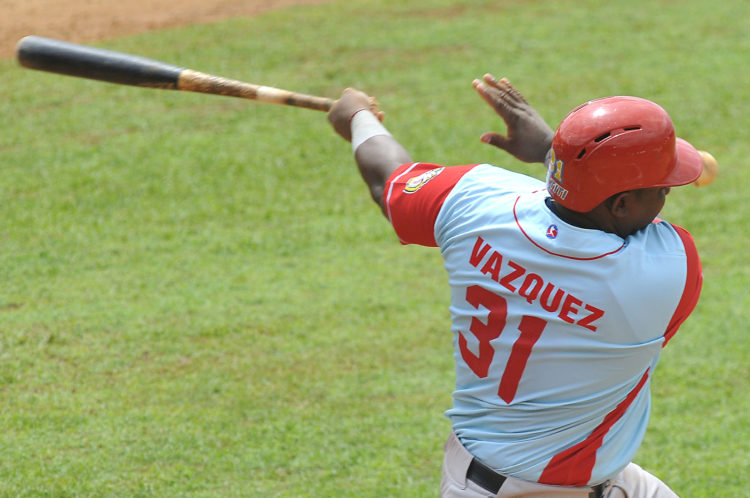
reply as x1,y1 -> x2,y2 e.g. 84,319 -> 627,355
662,224 -> 703,346
384,163 -> 420,244
513,196 -> 626,260
539,369 -> 651,486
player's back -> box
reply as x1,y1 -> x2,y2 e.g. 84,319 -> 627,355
435,165 -> 700,484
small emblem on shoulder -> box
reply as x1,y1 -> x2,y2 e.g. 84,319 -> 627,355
546,224 -> 559,239
403,167 -> 445,194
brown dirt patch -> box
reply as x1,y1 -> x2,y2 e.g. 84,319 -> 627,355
2,0 -> 330,58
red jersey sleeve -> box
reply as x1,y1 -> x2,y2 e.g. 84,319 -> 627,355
663,224 -> 703,345
383,163 -> 477,246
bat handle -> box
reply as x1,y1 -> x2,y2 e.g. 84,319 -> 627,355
178,69 -> 335,111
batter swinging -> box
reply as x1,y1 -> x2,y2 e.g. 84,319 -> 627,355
327,74 -> 703,498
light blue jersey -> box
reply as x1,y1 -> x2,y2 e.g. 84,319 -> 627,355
384,163 -> 702,486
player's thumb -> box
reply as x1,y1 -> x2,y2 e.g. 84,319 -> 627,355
480,132 -> 511,152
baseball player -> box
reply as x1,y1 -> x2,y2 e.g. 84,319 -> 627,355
327,74 -> 703,497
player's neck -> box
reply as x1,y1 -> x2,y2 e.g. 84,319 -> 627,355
546,198 -> 616,236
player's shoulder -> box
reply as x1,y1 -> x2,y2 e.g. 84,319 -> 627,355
442,164 -> 545,207
464,164 -> 545,189
630,219 -> 698,255
435,165 -> 546,240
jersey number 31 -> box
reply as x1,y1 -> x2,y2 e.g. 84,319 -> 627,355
459,284 -> 547,404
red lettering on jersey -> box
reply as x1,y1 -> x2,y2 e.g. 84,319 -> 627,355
498,315 -> 546,403
558,294 -> 583,324
540,283 -> 564,312
518,273 -> 544,304
480,251 -> 503,282
465,237 -> 606,332
577,304 -> 605,332
460,285 -> 507,377
469,237 -> 492,267
499,261 -> 525,292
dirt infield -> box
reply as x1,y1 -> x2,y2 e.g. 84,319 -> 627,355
3,0 -> 329,58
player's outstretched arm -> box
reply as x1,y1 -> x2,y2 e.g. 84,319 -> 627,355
473,74 -> 554,164
328,88 -> 412,214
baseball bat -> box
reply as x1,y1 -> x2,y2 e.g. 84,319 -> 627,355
15,35 -> 335,112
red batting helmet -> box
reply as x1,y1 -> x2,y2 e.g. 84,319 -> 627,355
545,96 -> 703,212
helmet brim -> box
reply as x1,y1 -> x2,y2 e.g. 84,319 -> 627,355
659,137 -> 703,187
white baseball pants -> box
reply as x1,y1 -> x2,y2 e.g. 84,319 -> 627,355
441,432 -> 679,498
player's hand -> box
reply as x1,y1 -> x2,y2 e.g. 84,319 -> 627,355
328,88 -> 384,142
473,74 -> 554,163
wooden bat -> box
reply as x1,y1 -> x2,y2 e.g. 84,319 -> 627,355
15,35 -> 335,111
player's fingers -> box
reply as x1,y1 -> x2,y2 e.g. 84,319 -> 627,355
482,73 -> 508,91
366,96 -> 385,122
474,78 -> 519,127
484,74 -> 528,108
482,74 -> 513,100
498,77 -> 528,105
473,78 -> 496,108
476,77 -> 511,110
474,78 -> 508,108
481,74 -> 510,102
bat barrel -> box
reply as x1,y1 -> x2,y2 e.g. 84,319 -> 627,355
16,35 -> 184,89
16,35 -> 336,112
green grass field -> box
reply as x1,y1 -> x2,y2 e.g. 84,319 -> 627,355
1,0 -> 748,495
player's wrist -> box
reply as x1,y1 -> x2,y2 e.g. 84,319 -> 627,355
349,108 -> 369,125
351,110 -> 391,152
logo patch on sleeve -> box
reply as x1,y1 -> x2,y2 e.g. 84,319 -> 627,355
403,167 -> 445,193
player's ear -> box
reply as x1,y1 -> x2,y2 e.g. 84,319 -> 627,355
606,192 -> 633,218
